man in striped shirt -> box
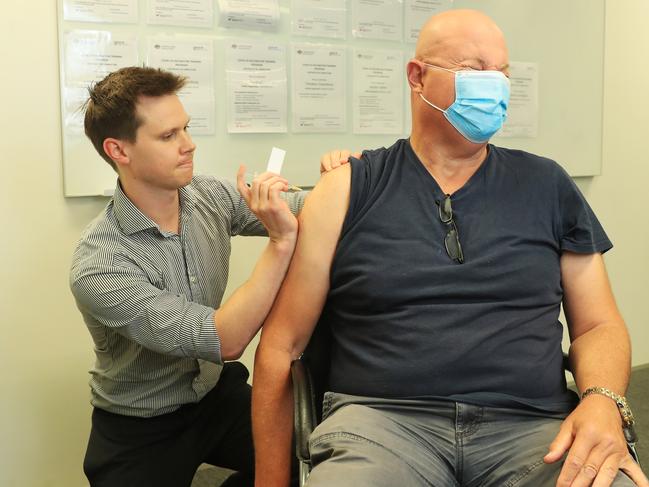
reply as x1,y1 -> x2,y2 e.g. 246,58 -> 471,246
70,66 -> 337,487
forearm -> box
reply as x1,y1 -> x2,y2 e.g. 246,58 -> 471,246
252,343 -> 295,487
562,252 -> 632,396
215,236 -> 296,359
569,320 -> 631,395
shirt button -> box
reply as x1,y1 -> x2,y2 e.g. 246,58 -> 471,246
190,276 -> 196,283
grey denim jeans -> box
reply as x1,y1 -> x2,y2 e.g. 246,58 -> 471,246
305,392 -> 636,487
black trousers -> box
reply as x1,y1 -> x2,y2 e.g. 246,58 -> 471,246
83,362 -> 254,487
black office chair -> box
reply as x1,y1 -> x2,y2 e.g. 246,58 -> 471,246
291,322 -> 332,485
292,340 -> 640,486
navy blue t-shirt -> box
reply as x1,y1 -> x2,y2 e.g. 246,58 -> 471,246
322,139 -> 612,413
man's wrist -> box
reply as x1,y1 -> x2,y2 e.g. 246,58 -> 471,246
268,233 -> 297,254
581,386 -> 635,427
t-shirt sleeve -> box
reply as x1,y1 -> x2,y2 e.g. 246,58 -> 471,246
341,154 -> 373,235
555,165 -> 612,254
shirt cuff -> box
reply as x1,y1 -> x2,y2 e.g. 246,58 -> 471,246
179,304 -> 222,364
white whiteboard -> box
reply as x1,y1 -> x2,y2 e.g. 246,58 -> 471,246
57,0 -> 605,197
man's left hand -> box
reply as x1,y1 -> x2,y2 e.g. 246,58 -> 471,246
319,149 -> 361,174
544,394 -> 648,487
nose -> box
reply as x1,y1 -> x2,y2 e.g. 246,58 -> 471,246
180,130 -> 196,154
485,64 -> 509,77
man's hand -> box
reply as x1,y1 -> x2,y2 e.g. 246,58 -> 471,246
237,165 -> 297,245
544,395 -> 648,487
320,149 -> 361,174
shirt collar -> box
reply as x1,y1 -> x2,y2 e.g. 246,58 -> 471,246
112,180 -> 196,236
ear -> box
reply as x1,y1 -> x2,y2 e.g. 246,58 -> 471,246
103,138 -> 130,169
407,60 -> 426,93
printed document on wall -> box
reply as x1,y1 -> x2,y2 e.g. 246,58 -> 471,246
147,0 -> 213,28
62,30 -> 138,132
63,0 -> 138,23
64,30 -> 138,86
147,38 -> 215,134
291,0 -> 346,39
353,48 -> 403,134
218,0 -> 280,31
351,0 -> 402,41
291,43 -> 346,132
498,61 -> 538,138
404,0 -> 452,43
62,87 -> 90,134
225,39 -> 287,133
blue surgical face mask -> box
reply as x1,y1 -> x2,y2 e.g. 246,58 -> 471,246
418,63 -> 510,143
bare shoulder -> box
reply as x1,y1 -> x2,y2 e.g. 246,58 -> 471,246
290,163 -> 350,276
301,164 -> 351,228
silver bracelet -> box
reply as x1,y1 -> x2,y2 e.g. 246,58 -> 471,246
581,386 -> 635,428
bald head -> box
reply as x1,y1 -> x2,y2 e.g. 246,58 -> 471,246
415,9 -> 508,73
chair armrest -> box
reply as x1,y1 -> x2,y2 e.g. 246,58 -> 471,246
562,352 -> 571,373
291,357 -> 318,462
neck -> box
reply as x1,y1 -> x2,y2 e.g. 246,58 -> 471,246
409,128 -> 488,195
119,178 -> 181,234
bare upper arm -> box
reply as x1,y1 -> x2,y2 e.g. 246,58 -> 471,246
561,251 -> 624,341
259,164 -> 352,357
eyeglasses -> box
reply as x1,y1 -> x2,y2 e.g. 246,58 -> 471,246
420,61 -> 477,74
418,60 -> 510,78
437,195 -> 464,264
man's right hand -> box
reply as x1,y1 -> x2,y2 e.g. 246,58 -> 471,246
237,165 -> 298,246
214,165 -> 300,360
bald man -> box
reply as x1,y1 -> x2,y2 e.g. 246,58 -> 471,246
251,10 -> 648,487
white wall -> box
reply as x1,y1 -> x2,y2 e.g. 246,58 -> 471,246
1,0 -> 647,485
583,0 -> 649,363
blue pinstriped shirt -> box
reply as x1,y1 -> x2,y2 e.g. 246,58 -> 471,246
70,175 -> 304,417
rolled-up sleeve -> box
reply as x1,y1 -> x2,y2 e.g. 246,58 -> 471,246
210,178 -> 306,236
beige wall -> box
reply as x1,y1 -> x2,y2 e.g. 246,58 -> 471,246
596,0 -> 649,363
1,0 -> 647,485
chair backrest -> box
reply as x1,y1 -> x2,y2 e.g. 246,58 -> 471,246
300,321 -> 333,423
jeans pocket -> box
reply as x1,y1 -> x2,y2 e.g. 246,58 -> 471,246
321,391 -> 334,420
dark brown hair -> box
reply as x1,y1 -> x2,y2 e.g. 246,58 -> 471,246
83,66 -> 187,170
